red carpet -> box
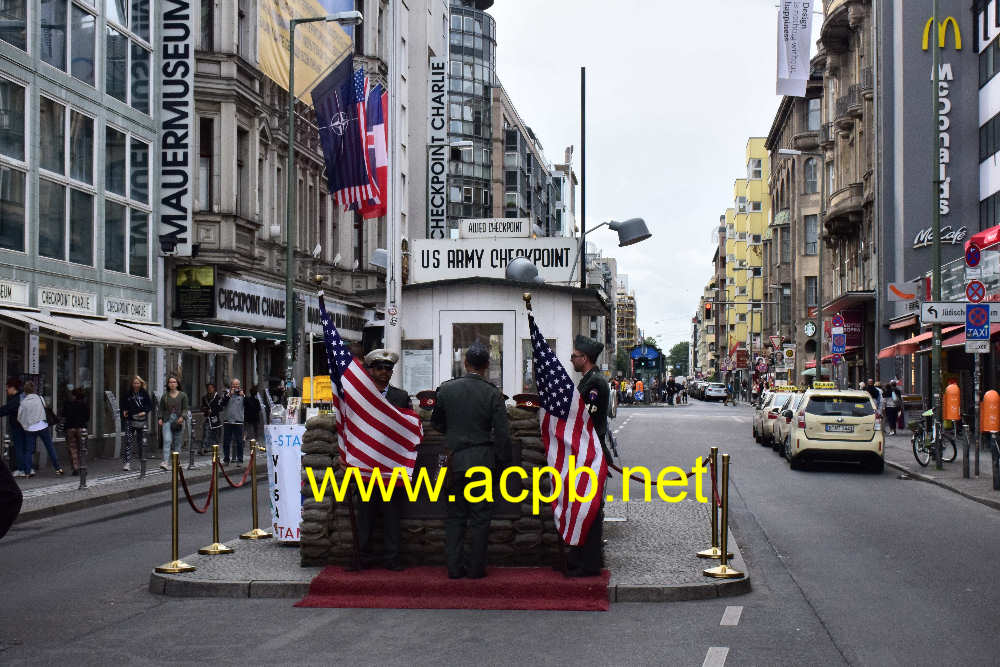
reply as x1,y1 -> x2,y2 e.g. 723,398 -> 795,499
295,566 -> 610,611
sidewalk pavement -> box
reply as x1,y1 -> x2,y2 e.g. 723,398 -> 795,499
150,498 -> 751,603
882,430 -> 1000,511
13,447 -> 260,523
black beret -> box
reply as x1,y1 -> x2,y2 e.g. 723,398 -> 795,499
573,335 -> 604,362
465,342 -> 490,368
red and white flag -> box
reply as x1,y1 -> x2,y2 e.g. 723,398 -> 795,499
528,314 -> 607,546
318,295 -> 422,480
360,85 -> 388,219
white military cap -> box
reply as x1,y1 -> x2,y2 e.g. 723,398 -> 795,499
364,349 -> 399,365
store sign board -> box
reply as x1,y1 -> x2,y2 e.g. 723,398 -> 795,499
0,280 -> 29,308
104,297 -> 153,322
175,266 -> 216,319
411,238 -> 580,283
38,286 -> 97,315
458,218 -> 531,239
426,56 -> 449,240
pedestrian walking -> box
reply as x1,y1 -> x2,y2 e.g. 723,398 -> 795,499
63,387 -> 90,475
0,455 -> 21,539
17,381 -> 62,476
0,379 -> 25,475
156,376 -> 189,470
883,381 -> 902,436
723,380 -> 735,407
121,376 -> 153,471
199,383 -> 221,455
218,378 -> 245,465
431,342 -> 510,579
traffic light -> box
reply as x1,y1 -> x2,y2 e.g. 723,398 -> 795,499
705,302 -> 712,319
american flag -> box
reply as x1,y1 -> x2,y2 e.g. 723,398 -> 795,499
318,295 -> 422,480
314,59 -> 376,211
528,314 -> 607,546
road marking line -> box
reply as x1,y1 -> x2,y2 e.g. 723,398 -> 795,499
720,606 -> 743,626
730,416 -> 742,422
702,647 -> 729,667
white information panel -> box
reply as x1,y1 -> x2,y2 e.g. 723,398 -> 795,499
265,424 -> 304,542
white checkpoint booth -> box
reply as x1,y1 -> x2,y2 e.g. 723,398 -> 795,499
398,278 -> 610,399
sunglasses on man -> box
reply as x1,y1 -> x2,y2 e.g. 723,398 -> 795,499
369,362 -> 395,371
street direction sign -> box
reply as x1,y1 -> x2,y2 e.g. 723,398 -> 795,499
966,243 -> 981,268
921,302 -> 970,323
966,280 -> 986,303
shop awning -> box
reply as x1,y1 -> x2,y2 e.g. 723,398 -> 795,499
940,324 -> 1000,349
822,291 -> 875,314
878,325 -> 964,358
0,308 -> 133,344
118,322 -> 235,354
966,224 -> 1000,252
889,315 -> 919,330
179,321 -> 286,341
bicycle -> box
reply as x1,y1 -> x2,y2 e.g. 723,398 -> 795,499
910,409 -> 957,467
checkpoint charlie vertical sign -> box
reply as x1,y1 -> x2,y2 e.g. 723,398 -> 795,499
427,57 -> 449,239
158,0 -> 195,256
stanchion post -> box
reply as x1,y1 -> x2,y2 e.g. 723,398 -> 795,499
704,454 -> 743,579
188,412 -> 195,470
992,433 -> 1000,491
199,444 -> 234,555
155,451 -> 195,573
697,447 -> 730,560
78,428 -> 88,489
240,439 -> 272,540
962,423 -> 970,479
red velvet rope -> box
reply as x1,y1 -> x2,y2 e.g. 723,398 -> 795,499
708,456 -> 722,508
217,450 -> 253,489
177,463 -> 214,514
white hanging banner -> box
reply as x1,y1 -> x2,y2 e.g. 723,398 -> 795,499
265,424 -> 304,541
776,1 -> 815,97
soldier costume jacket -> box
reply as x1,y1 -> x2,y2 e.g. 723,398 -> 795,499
431,373 -> 510,470
384,385 -> 412,411
578,368 -> 610,450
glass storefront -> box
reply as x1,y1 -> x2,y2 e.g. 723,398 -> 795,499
451,323 -> 503,391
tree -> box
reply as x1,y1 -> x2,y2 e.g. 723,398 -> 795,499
643,336 -> 657,347
615,347 -> 630,375
666,342 -> 690,377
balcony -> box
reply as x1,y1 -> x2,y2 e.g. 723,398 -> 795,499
860,66 -> 873,98
834,87 -> 858,130
793,125 -> 820,152
823,182 -> 864,236
820,122 -> 836,147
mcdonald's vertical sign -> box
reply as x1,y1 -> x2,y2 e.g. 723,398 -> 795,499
922,16 -> 962,51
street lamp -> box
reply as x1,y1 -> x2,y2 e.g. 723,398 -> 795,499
571,218 -> 652,287
284,10 -> 363,390
777,147 -> 825,384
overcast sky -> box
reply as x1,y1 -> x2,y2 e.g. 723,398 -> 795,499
488,0 -> 818,353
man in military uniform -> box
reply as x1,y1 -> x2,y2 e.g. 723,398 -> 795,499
351,349 -> 411,571
431,342 -> 510,579
568,334 -> 611,577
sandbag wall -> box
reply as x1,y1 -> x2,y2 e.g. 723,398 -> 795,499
299,408 -> 564,567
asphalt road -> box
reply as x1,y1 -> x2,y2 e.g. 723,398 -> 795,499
1,401 -> 998,665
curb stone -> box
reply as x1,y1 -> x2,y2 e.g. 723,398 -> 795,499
884,457 -> 1000,512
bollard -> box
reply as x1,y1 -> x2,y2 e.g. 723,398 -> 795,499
962,424 -> 970,479
155,452 -> 196,573
188,415 -> 196,470
704,454 -> 743,579
992,433 -> 1000,491
198,445 -> 234,555
697,447 -> 730,560
240,440 -> 272,540
78,428 -> 88,489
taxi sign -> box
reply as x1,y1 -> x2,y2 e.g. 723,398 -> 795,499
812,381 -> 836,389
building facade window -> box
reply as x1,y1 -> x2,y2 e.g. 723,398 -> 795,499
804,158 -> 818,193
0,78 -> 26,253
748,158 -> 762,180
826,161 -> 835,194
780,285 -> 792,324
807,98 -> 821,131
780,228 -> 791,264
981,37 -> 1000,88
0,0 -> 27,50
104,126 -> 150,276
804,214 -> 818,255
805,276 -> 818,309
38,101 -> 95,265
198,117 -> 213,210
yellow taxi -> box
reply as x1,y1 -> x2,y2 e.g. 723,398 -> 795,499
780,383 -> 884,473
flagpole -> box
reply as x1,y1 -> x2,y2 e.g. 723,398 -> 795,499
384,0 -> 402,359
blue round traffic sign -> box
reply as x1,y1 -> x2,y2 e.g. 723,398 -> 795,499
967,243 -> 982,268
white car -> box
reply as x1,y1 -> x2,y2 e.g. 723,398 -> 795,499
704,383 -> 728,401
771,393 -> 805,453
757,392 -> 793,445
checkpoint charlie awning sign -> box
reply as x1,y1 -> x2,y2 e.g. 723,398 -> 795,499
411,238 -> 580,284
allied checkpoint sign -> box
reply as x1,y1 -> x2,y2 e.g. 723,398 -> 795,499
265,424 -> 305,541
411,238 -> 581,284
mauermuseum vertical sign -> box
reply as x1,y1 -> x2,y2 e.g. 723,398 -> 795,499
159,0 -> 195,256
427,56 -> 449,239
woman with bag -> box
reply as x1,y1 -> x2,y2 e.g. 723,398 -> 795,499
156,376 -> 189,470
17,381 -> 62,476
121,376 -> 154,471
